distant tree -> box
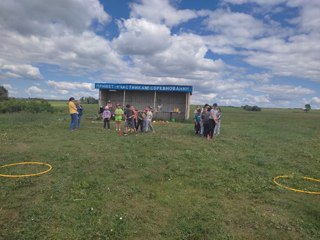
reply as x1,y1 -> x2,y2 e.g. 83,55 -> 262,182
0,86 -> 9,101
242,104 -> 261,111
304,104 -> 311,112
80,96 -> 98,104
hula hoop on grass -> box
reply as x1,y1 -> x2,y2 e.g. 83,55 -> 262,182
0,162 -> 52,178
273,175 -> 320,195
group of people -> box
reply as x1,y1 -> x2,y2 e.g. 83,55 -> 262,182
100,101 -> 155,135
68,97 -> 221,139
193,103 -> 222,140
68,97 -> 84,131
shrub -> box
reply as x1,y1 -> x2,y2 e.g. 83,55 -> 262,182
0,99 -> 54,113
242,105 -> 261,111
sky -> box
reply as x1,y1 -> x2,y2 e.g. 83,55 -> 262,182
0,0 -> 319,108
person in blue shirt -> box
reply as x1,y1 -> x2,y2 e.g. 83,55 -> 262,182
194,108 -> 201,135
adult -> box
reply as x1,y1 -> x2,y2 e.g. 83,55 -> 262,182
136,109 -> 146,132
68,97 -> 78,131
214,107 -> 222,136
76,100 -> 83,128
202,105 -> 211,140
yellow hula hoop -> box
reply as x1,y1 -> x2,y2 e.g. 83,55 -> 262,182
0,162 -> 52,178
273,175 -> 320,195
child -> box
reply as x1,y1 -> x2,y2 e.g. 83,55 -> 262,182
145,107 -> 155,133
194,108 -> 201,135
124,104 -> 134,135
214,107 -> 222,136
102,106 -> 111,129
76,100 -> 83,128
132,106 -> 137,130
114,104 -> 124,132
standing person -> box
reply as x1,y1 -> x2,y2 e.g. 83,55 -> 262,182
209,103 -> 218,139
202,106 -> 211,140
102,106 -> 111,130
107,100 -> 114,120
76,100 -> 84,128
214,107 -> 222,136
136,109 -> 146,132
145,107 -> 155,133
200,104 -> 209,135
194,108 -> 201,135
68,97 -> 78,131
132,106 -> 137,130
124,104 -> 134,135
114,104 -> 124,132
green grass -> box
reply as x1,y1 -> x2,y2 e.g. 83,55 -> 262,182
0,104 -> 319,239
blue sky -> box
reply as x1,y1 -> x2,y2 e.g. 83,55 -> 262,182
0,0 -> 319,108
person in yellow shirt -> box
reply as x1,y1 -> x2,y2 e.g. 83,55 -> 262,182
68,97 -> 78,131
114,104 -> 124,132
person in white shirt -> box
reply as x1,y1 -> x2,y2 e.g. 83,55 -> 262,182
145,107 -> 155,133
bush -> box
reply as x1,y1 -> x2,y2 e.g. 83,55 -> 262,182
0,99 -> 55,113
80,96 -> 98,104
241,105 -> 261,111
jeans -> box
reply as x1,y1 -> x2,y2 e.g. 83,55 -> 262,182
136,119 -> 144,132
209,119 -> 216,139
70,113 -> 78,130
145,119 -> 154,132
78,115 -> 82,128
214,120 -> 221,136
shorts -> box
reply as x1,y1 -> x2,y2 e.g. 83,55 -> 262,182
115,115 -> 122,121
125,118 -> 134,128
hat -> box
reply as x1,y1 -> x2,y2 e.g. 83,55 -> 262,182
107,100 -> 111,103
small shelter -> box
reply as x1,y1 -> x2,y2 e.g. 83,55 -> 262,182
95,83 -> 193,120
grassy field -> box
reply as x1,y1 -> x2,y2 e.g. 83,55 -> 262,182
0,103 -> 319,239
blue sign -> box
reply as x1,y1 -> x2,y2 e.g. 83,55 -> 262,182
95,83 -> 192,93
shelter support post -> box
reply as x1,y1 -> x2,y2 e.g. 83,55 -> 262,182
185,93 -> 190,120
123,90 -> 126,107
153,91 -> 157,110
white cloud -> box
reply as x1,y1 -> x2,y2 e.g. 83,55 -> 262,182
202,5 -> 320,82
0,0 -> 110,36
311,96 -> 320,104
0,0 -> 124,80
130,0 -> 197,27
0,0 -> 319,107
113,18 -> 171,55
134,33 -> 225,78
0,63 -> 42,80
47,80 -> 94,92
204,9 -> 266,39
223,0 -> 287,5
26,86 -> 43,95
254,84 -> 314,101
2,83 -> 13,90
